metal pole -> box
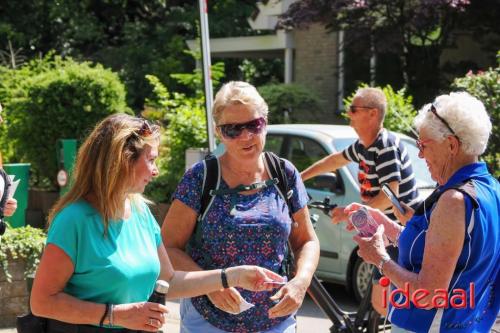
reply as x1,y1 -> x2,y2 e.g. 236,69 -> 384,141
337,30 -> 345,113
199,0 -> 216,152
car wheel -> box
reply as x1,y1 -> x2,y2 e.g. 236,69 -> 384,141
352,256 -> 374,302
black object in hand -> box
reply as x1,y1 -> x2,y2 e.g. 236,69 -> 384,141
148,280 -> 169,304
141,280 -> 169,333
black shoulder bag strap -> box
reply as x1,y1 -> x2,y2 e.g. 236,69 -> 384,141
0,168 -> 12,236
414,179 -> 478,217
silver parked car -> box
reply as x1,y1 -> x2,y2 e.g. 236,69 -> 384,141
214,124 -> 434,301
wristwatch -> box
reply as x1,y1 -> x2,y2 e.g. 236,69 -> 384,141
377,254 -> 391,275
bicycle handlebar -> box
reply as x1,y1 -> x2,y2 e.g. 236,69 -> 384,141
308,197 -> 338,216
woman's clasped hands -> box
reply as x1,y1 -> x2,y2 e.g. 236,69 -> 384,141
208,265 -> 288,315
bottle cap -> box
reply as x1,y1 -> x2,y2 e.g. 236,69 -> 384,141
155,280 -> 170,294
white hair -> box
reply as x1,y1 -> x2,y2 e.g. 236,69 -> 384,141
414,91 -> 492,156
212,81 -> 268,124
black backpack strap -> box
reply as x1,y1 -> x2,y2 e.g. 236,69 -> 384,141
414,179 -> 478,216
199,154 -> 219,220
187,154 -> 219,267
263,152 -> 297,278
264,152 -> 293,211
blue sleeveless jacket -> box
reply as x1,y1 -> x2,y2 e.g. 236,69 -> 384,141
388,162 -> 500,332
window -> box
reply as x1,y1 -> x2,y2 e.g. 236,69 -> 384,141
288,136 -> 328,172
266,135 -> 284,155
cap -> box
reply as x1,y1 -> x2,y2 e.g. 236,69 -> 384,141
154,280 -> 170,294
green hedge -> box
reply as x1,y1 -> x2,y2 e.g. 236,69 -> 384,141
0,55 -> 131,188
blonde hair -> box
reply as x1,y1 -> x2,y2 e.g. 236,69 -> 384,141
212,81 -> 268,124
47,113 -> 161,232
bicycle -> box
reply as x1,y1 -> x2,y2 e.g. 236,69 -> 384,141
305,197 -> 390,333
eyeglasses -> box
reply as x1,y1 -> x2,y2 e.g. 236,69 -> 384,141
348,105 -> 373,113
416,138 -> 434,153
428,104 -> 457,137
218,117 -> 266,139
138,119 -> 153,137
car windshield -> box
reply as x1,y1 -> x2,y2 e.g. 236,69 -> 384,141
333,137 -> 435,189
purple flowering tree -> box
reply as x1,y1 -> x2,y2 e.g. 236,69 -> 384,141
279,0 -> 493,102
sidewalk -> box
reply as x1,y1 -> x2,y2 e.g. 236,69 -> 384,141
1,297 -> 333,333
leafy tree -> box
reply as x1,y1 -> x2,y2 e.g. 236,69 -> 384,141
0,1 -> 262,110
279,0 -> 499,104
452,52 -> 499,177
258,83 -> 323,124
0,55 -> 131,188
344,84 -> 417,137
143,54 -> 225,203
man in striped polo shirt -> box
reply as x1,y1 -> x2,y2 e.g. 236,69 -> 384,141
301,87 -> 420,315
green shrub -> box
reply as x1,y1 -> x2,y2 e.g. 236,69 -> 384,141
0,225 -> 46,282
1,55 -> 131,188
452,53 -> 499,177
258,83 -> 323,124
143,59 -> 225,203
344,84 -> 417,137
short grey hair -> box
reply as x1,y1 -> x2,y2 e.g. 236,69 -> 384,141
212,81 -> 268,124
353,87 -> 387,121
413,92 -> 492,156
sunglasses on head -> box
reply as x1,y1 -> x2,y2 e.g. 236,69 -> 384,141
138,119 -> 153,137
218,117 -> 266,139
428,104 -> 457,137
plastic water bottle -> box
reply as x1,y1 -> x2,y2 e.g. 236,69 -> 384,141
349,207 -> 378,237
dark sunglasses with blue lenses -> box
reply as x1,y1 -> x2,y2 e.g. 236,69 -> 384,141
218,117 -> 266,139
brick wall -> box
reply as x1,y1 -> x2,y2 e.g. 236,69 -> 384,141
0,259 -> 30,328
293,23 -> 342,124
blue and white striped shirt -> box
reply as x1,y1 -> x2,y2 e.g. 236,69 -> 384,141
342,129 -> 420,219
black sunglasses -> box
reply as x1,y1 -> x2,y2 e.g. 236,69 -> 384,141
348,105 -> 373,113
429,104 -> 457,137
218,117 -> 266,139
138,119 -> 153,137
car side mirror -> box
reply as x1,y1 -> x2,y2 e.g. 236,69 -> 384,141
306,172 -> 344,194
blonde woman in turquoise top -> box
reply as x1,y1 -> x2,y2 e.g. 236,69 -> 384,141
30,114 -> 284,332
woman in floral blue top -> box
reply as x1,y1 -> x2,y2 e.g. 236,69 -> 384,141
162,81 -> 320,333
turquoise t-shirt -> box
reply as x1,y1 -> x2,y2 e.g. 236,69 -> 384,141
47,200 -> 161,307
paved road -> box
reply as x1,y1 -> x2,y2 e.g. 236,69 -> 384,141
5,283 -> 499,332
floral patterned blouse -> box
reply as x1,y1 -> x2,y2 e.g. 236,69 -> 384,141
173,157 -> 309,332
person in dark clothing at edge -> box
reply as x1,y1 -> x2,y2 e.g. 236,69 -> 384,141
0,103 -> 19,235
